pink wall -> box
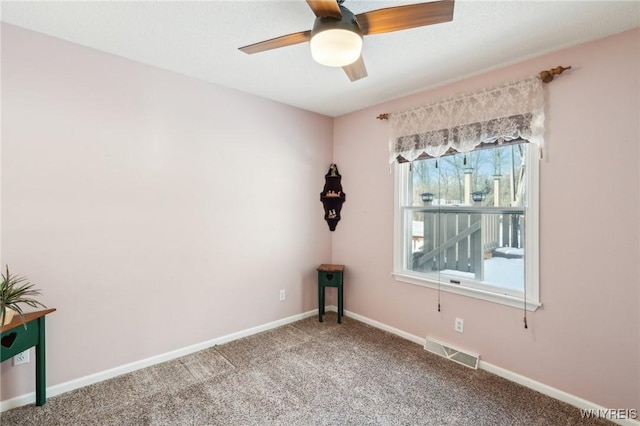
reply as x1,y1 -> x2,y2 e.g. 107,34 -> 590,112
1,24 -> 333,400
333,28 -> 639,412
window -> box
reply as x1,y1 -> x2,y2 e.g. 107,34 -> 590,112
393,141 -> 540,310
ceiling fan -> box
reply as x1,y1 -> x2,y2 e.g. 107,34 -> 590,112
239,0 -> 455,82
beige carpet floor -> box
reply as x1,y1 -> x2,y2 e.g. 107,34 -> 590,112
1,313 -> 611,425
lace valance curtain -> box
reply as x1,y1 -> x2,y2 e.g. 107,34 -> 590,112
388,76 -> 545,163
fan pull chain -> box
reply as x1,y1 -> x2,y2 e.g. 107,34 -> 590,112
435,159 -> 438,168
463,154 -> 467,165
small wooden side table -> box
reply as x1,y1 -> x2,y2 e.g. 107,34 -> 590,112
317,264 -> 344,323
1,308 -> 56,406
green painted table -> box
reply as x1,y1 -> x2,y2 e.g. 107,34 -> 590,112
317,264 -> 344,323
1,308 -> 56,406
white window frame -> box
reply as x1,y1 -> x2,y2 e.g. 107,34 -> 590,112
392,144 -> 541,311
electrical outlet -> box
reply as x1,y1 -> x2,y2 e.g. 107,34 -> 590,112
279,289 -> 286,301
13,350 -> 30,366
455,318 -> 464,333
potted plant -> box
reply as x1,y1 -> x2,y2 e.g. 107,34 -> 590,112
1,265 -> 47,328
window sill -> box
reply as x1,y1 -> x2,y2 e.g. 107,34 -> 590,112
392,272 -> 541,312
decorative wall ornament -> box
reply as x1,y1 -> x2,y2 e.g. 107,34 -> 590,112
320,164 -> 346,231
387,76 -> 545,163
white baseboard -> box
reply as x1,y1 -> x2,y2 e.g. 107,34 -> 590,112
335,306 -> 424,345
0,309 -> 317,412
3,307 -> 637,426
478,361 -> 639,426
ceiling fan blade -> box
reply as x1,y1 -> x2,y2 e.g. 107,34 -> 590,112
357,0 -> 454,36
239,30 -> 311,55
343,56 -> 368,82
306,0 -> 342,18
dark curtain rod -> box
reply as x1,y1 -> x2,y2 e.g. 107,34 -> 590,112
376,66 -> 571,120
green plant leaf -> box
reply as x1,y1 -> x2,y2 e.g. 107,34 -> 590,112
1,265 -> 47,329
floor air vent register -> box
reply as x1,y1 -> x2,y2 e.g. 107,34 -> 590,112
424,337 -> 479,369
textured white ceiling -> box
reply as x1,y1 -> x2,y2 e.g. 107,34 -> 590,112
1,1 -> 638,116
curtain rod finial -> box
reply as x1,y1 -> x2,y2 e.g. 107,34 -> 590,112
539,66 -> 571,83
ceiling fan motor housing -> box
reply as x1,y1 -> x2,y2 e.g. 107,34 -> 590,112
310,6 -> 363,67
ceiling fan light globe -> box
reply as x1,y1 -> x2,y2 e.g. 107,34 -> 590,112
310,29 -> 363,67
